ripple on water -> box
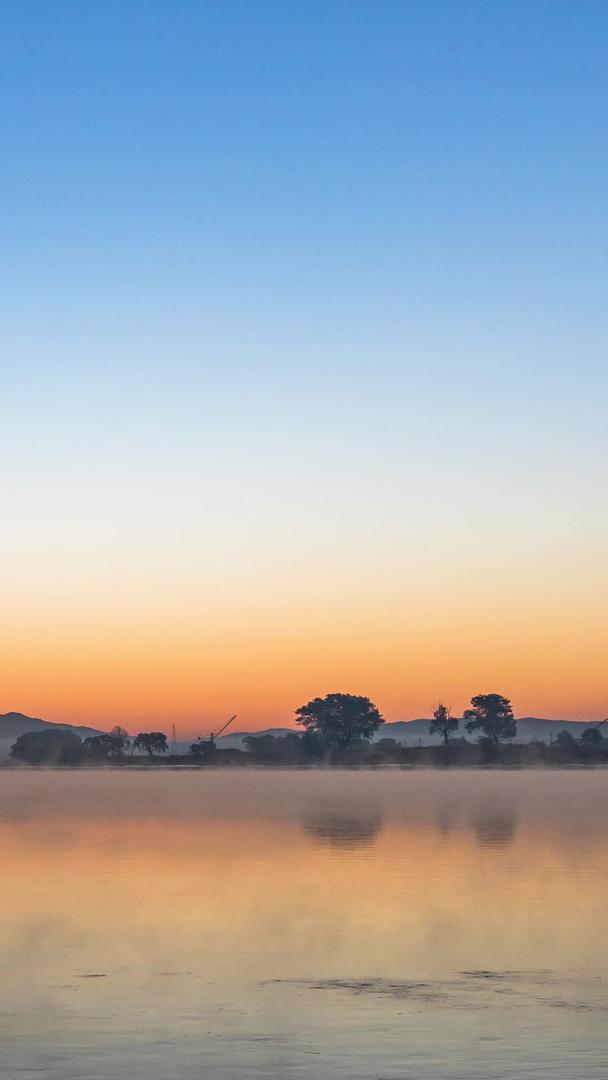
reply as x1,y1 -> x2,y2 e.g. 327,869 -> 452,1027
271,970 -> 608,1016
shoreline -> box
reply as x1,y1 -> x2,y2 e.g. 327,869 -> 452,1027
3,761 -> 608,771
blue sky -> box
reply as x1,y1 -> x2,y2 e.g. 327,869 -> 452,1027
1,1 -> 607,727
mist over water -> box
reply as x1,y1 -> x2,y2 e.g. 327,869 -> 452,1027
1,770 -> 607,1078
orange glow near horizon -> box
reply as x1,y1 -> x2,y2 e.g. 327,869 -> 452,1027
1,565 -> 606,735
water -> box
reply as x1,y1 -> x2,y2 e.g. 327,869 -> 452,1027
1,768 -> 607,1079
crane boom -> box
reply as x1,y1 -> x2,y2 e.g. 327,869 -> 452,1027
198,715 -> 237,742
215,714 -> 237,738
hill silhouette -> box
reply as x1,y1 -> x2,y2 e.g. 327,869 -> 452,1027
215,717 -> 593,750
0,712 -> 104,760
1,712 -> 599,761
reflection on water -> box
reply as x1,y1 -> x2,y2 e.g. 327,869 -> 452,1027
0,769 -> 607,1079
472,806 -> 518,847
301,805 -> 383,847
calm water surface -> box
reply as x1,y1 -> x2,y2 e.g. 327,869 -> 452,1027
1,769 -> 607,1079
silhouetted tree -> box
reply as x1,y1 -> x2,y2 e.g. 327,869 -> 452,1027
244,732 -> 304,762
464,694 -> 516,747
295,692 -> 384,752
581,727 -> 603,747
555,729 -> 576,749
83,733 -> 125,759
110,725 -> 130,752
300,728 -> 325,760
134,732 -> 168,757
243,734 -> 277,759
430,703 -> 459,747
11,729 -> 84,765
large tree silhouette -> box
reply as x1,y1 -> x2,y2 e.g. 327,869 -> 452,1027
581,727 -> 603,747
295,692 -> 383,752
430,703 -> 459,747
83,733 -> 125,759
464,693 -> 516,747
11,729 -> 84,765
134,732 -> 168,757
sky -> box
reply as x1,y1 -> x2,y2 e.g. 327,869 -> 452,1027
1,0 -> 607,735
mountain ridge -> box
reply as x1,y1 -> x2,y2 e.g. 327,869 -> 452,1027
0,712 -> 106,759
0,712 -> 601,759
214,716 -> 597,749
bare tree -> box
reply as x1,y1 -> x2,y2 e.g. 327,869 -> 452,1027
429,703 -> 459,747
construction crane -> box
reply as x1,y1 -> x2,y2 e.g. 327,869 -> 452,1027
197,715 -> 237,747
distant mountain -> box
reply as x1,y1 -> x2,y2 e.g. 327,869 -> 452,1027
377,717 -> 600,746
216,717 -> 594,749
0,712 -> 104,759
214,727 -> 295,751
1,712 -> 598,761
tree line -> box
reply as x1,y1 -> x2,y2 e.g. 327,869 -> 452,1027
7,691 -> 608,766
9,726 -> 169,766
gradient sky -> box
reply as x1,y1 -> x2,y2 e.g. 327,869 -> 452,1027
1,1 -> 607,735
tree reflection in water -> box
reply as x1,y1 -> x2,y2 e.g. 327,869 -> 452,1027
301,806 -> 383,849
472,806 -> 518,848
